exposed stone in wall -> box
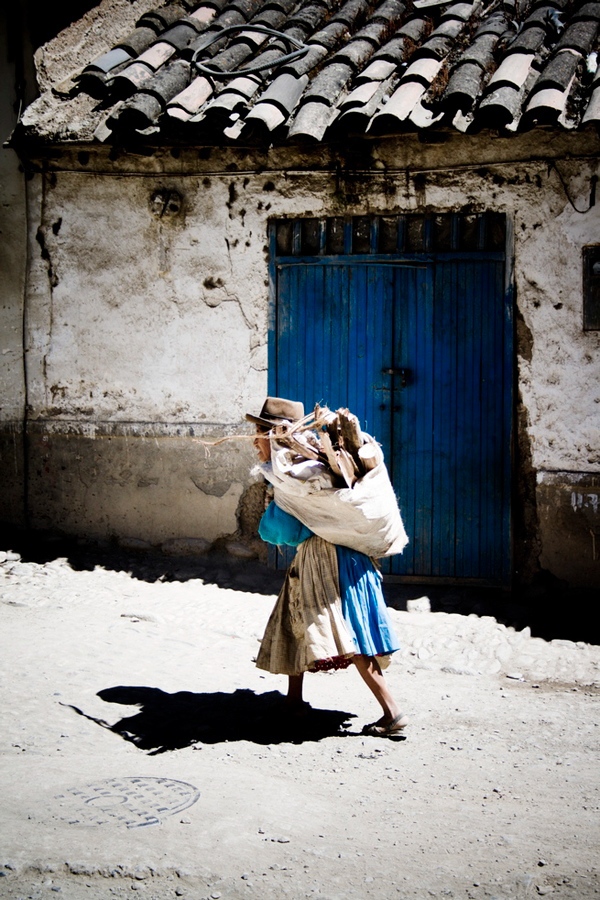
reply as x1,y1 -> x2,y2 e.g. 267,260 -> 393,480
235,480 -> 269,563
512,297 -> 542,583
514,394 -> 542,584
237,481 -> 268,537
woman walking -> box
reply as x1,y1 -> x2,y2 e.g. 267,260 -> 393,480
248,396 -> 408,737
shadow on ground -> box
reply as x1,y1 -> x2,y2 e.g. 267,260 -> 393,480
62,687 -> 357,752
2,525 -> 599,644
384,579 -> 600,645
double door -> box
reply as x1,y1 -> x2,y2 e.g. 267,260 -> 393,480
272,253 -> 511,583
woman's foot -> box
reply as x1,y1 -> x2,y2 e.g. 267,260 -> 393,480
362,712 -> 409,736
281,697 -> 312,717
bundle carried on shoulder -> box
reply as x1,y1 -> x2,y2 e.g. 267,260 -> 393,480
261,405 -> 408,558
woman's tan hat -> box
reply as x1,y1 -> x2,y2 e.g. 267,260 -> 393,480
246,397 -> 304,428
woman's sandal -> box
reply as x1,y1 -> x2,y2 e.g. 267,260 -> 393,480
362,712 -> 409,737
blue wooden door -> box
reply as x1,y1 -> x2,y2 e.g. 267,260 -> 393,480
271,248 -> 511,584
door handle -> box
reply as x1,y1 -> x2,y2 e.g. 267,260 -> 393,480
382,367 -> 411,388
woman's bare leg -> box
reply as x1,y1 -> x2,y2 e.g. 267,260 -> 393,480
353,654 -> 408,727
286,673 -> 305,707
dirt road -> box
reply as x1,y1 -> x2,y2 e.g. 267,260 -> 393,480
1,547 -> 598,899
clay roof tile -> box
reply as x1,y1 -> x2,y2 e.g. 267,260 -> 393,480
555,17 -> 600,55
25,0 -> 600,145
114,26 -> 164,57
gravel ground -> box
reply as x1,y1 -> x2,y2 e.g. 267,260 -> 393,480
0,542 -> 599,900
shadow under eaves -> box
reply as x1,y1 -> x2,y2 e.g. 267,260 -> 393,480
0,525 -> 285,597
62,687 -> 357,753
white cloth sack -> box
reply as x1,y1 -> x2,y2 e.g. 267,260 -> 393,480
262,436 -> 408,558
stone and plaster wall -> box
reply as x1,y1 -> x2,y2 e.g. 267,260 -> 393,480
512,168 -> 600,588
20,160 -> 266,556
0,12 -> 27,528
11,131 -> 599,587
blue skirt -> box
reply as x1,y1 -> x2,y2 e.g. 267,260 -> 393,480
336,546 -> 400,658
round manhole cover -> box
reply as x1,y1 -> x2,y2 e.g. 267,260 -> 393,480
55,777 -> 200,828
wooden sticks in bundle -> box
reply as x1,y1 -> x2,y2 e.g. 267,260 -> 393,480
272,404 -> 379,488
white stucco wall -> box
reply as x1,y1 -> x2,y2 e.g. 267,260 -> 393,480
514,172 -> 599,473
27,173 -> 266,424
27,142 -> 600,457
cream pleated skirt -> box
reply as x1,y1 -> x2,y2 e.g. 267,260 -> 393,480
256,536 -> 357,676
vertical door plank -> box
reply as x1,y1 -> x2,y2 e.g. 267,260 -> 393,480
431,261 -> 458,576
411,265 -> 435,576
455,261 -> 480,578
392,267 -> 416,574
